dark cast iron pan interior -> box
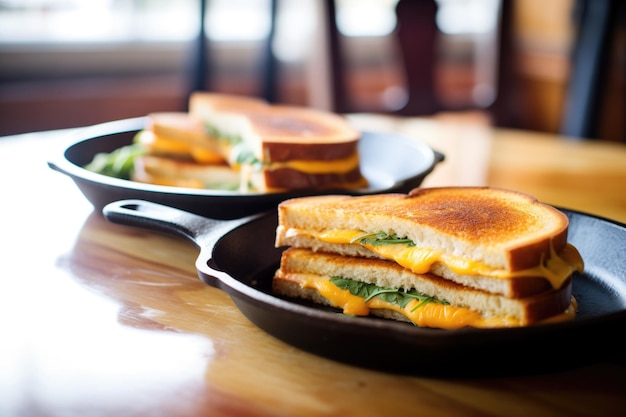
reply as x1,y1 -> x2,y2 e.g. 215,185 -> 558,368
103,199 -> 626,378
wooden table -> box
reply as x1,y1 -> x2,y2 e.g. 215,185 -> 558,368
2,115 -> 625,417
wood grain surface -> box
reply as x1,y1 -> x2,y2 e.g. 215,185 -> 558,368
1,115 -> 625,417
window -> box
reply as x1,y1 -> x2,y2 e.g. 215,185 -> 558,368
0,0 -> 200,43
0,0 -> 501,135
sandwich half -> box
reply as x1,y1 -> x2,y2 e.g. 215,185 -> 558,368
188,92 -> 368,192
273,186 -> 584,329
132,112 -> 240,190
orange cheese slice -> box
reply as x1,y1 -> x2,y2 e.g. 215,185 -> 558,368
136,130 -> 224,164
295,274 -> 576,329
311,229 -> 584,289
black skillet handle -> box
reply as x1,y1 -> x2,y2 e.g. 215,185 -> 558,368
102,199 -> 253,252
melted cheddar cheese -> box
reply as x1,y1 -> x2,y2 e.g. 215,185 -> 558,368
312,229 -> 584,289
295,274 -> 576,329
137,130 -> 224,164
136,174 -> 204,189
268,153 -> 359,174
299,274 -> 513,328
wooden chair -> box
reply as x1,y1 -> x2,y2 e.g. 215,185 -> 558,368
314,0 -> 518,129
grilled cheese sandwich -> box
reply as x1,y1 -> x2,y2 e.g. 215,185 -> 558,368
130,112 -> 240,190
189,92 -> 367,192
273,187 -> 584,328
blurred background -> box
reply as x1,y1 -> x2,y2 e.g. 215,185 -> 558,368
0,0 -> 623,141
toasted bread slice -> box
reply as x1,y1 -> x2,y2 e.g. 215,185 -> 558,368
239,104 -> 362,162
275,187 -> 584,297
132,155 -> 240,190
273,248 -> 575,329
254,166 -> 368,192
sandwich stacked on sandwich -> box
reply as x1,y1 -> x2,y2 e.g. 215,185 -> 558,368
273,187 -> 584,329
132,112 -> 240,190
189,92 -> 367,192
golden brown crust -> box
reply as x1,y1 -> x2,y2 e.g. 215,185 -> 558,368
261,167 -> 367,191
407,187 -> 570,270
262,141 -> 359,162
243,105 -> 360,145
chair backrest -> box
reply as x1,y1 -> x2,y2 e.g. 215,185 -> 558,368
319,0 -> 517,128
560,0 -> 623,141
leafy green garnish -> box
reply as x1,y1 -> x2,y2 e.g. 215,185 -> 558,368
350,232 -> 416,247
234,148 -> 259,165
205,124 -> 268,172
230,144 -> 265,171
329,276 -> 448,311
205,125 -> 242,145
84,143 -> 145,180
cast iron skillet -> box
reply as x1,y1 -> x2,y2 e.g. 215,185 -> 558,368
103,199 -> 626,378
49,117 -> 443,219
